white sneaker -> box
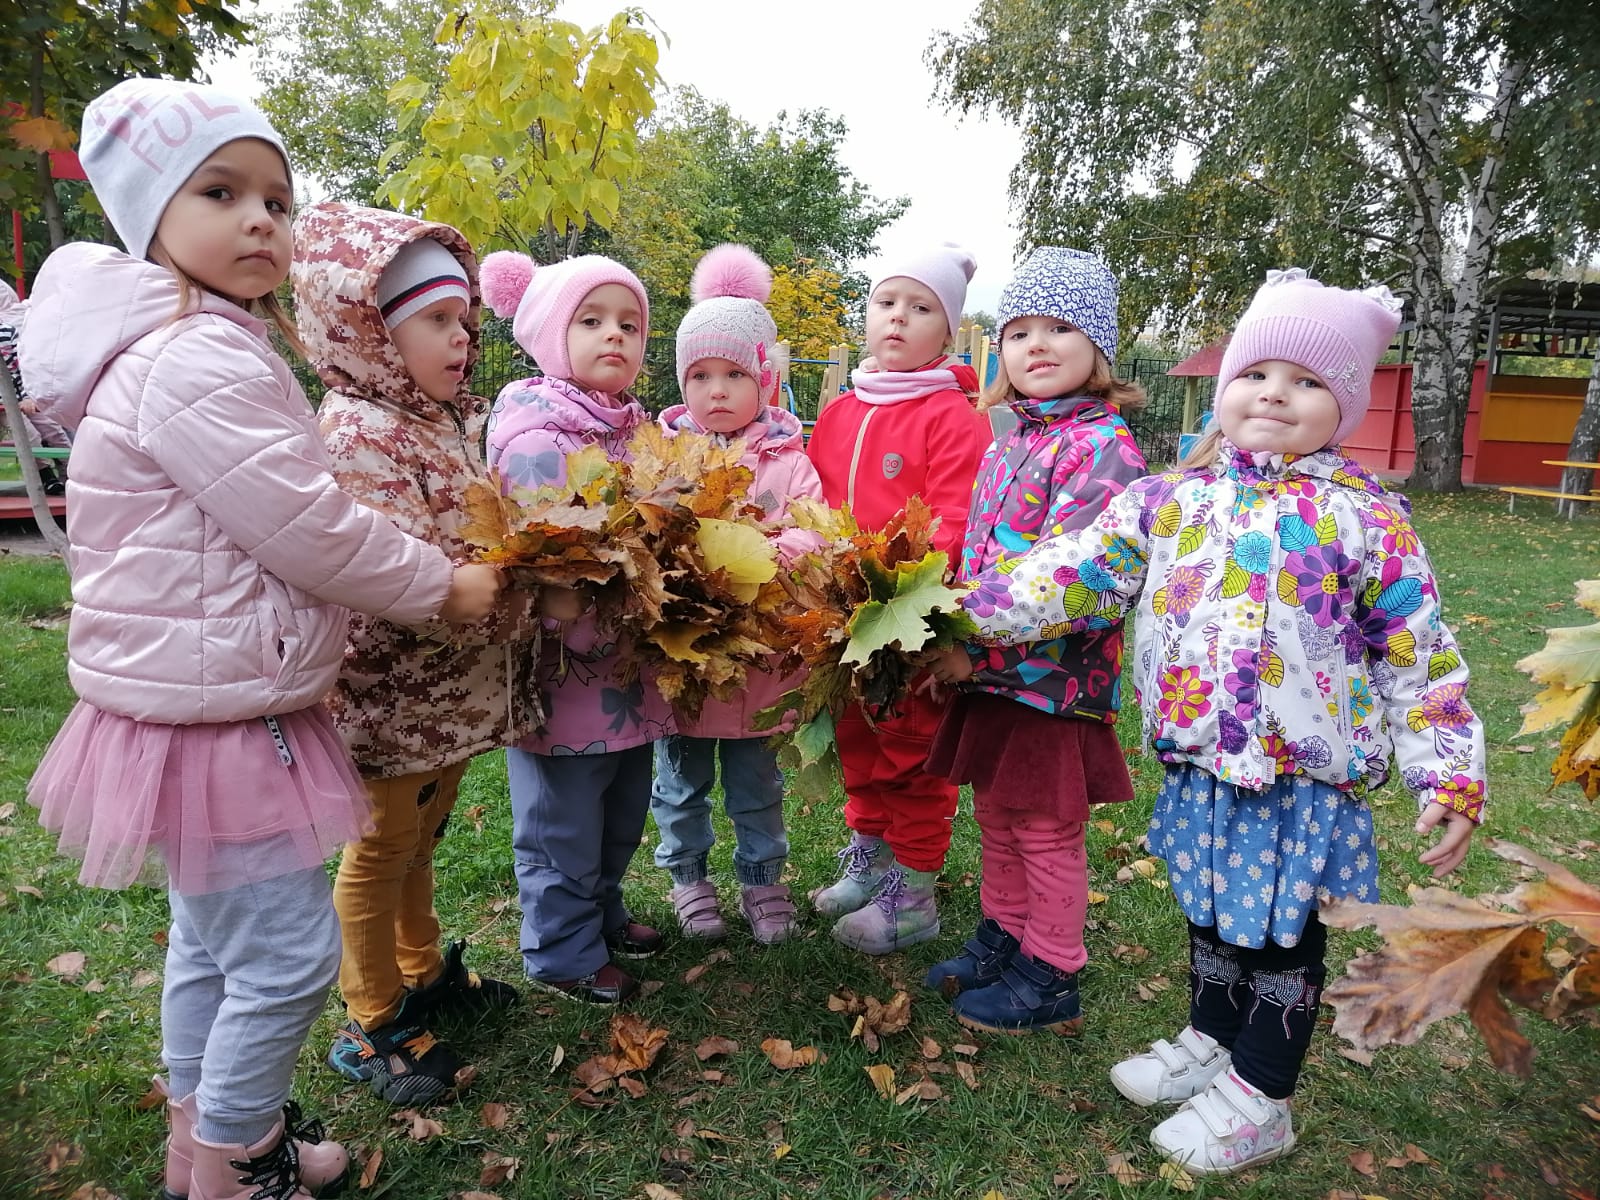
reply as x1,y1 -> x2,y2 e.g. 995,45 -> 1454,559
1150,1070 -> 1296,1175
1109,1026 -> 1232,1107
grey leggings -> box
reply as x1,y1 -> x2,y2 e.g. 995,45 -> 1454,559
162,862 -> 341,1146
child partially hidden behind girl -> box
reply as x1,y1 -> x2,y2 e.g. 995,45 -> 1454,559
950,270 -> 1486,1176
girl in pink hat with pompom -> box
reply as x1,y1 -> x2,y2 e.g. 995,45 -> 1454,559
479,246 -> 670,1005
649,245 -> 823,945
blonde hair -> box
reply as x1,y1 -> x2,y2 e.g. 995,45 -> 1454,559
980,342 -> 1147,414
150,241 -> 307,359
1179,426 -> 1225,470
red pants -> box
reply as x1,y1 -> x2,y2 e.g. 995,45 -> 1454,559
835,688 -> 958,872
977,800 -> 1089,973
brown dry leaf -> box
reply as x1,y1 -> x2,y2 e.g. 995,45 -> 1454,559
1052,1171 -> 1079,1189
695,1036 -> 740,1061
683,963 -> 711,984
674,1090 -> 712,1108
16,884 -> 43,899
700,1069 -> 724,1084
643,1187 -> 685,1200
1348,1149 -> 1379,1178
84,979 -> 106,993
865,1063 -> 896,1099
761,1038 -> 824,1069
672,1118 -> 697,1140
952,1042 -> 980,1057
47,950 -> 87,979
454,1063 -> 479,1090
920,1035 -> 942,1060
1103,1153 -> 1146,1185
131,969 -> 160,990
392,1109 -> 444,1141
478,1153 -> 519,1187
358,1147 -> 382,1189
609,1012 -> 670,1072
955,1060 -> 979,1091
895,1078 -> 943,1104
1322,877 -> 1561,1076
454,1193 -> 503,1200
135,1082 -> 165,1111
42,1142 -> 81,1172
1393,1144 -> 1430,1166
1158,1161 -> 1195,1191
65,1186 -> 121,1200
618,1076 -> 649,1099
0,802 -> 15,820
479,1102 -> 509,1130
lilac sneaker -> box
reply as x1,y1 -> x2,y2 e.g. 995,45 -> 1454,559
740,884 -> 797,944
830,865 -> 940,954
669,879 -> 727,940
810,833 -> 896,917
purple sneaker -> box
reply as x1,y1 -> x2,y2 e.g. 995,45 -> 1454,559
670,879 -> 727,940
740,884 -> 797,944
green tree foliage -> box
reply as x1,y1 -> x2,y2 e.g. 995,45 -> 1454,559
255,0 -> 450,204
929,0 -> 1600,491
0,0 -> 249,251
381,3 -> 662,259
603,88 -> 908,333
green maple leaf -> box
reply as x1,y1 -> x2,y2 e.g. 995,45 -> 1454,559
841,552 -> 966,666
778,708 -> 839,799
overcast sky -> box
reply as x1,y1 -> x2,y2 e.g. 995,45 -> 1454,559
205,0 -> 1026,313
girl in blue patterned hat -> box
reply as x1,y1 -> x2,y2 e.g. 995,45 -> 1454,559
933,269 -> 1486,1176
923,247 -> 1147,1038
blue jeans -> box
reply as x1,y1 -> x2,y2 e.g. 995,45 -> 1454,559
651,735 -> 788,887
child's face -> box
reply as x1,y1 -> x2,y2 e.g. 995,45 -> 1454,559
865,277 -> 948,371
1216,359 -> 1342,456
1000,316 -> 1097,400
151,138 -> 292,303
683,357 -> 762,434
392,296 -> 470,404
566,283 -> 644,393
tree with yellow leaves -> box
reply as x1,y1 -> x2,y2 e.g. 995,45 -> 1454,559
768,259 -> 851,361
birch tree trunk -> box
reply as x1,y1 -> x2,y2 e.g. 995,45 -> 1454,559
1560,351 -> 1600,520
0,367 -> 69,556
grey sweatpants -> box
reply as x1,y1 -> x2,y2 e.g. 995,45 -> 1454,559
162,863 -> 341,1146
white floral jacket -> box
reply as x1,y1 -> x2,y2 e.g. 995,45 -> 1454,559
966,443 -> 1488,821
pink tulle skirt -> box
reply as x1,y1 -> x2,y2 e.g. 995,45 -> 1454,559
28,701 -> 371,896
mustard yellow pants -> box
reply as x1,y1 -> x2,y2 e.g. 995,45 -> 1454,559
332,761 -> 468,1031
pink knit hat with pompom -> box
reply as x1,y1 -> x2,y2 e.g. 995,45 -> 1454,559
675,244 -> 778,390
479,250 -> 649,382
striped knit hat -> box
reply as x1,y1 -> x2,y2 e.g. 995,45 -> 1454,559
676,245 -> 777,390
376,237 -> 470,329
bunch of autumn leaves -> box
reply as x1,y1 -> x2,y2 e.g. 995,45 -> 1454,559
460,426 -> 976,776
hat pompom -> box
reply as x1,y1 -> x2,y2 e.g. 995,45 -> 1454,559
690,243 -> 772,304
479,250 -> 535,318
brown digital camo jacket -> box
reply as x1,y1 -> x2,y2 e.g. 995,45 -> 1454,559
291,202 -> 542,778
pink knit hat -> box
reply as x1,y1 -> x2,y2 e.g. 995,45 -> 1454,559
870,241 -> 977,337
676,245 -> 778,390
478,251 -> 649,380
1216,268 -> 1404,446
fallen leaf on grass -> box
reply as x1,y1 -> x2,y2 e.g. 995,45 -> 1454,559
479,1153 -> 519,1187
84,979 -> 106,993
358,1148 -> 382,1189
1158,1161 -> 1195,1191
453,1193 -> 502,1200
683,949 -> 733,985
895,1078 -> 943,1104
1104,1152 -> 1146,1184
549,1045 -> 565,1073
955,1061 -> 978,1090
1051,1171 -> 1078,1189
643,1187 -> 685,1200
43,1141 -> 81,1172
0,802 -> 15,820
1384,1144 -> 1430,1167
618,1076 -> 648,1099
1581,1097 -> 1600,1122
865,1063 -> 896,1099
773,1142 -> 791,1159
952,1042 -> 979,1057
393,1110 -> 443,1141
480,1102 -> 509,1130
980,1191 -> 1006,1200
66,1186 -> 121,1200
16,885 -> 43,899
135,1082 -> 165,1111
694,1036 -> 739,1060
131,969 -> 159,990
1087,890 -> 1108,905
920,1035 -> 941,1059
47,951 -> 86,979
1349,1149 -> 1378,1177
761,1038 -> 824,1069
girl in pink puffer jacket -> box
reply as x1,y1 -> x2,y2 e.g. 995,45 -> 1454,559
20,79 -> 499,1200
649,245 -> 822,945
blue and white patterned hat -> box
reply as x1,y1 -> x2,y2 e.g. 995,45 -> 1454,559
997,246 -> 1120,362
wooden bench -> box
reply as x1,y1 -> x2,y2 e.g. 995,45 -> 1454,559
1499,485 -> 1600,514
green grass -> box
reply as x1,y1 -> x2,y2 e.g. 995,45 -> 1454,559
2,492 -> 1599,1199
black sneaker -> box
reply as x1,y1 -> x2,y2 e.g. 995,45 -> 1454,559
604,918 -> 664,959
326,1017 -> 465,1106
412,939 -> 521,1020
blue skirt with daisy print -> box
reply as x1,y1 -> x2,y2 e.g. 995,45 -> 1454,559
1150,764 -> 1379,949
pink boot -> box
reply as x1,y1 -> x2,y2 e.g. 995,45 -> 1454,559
165,1087 -> 348,1200
740,884 -> 797,944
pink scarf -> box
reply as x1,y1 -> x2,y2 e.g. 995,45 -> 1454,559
849,366 -> 963,405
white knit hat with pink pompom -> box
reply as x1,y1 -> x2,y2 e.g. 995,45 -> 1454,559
478,249 -> 649,381
675,244 -> 779,391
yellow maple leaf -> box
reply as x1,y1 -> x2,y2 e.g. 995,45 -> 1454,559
6,115 -> 75,153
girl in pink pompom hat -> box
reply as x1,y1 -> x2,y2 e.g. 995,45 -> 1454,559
649,244 -> 824,946
478,247 -> 669,1004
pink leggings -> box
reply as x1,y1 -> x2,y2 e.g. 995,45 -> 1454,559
977,803 -> 1089,974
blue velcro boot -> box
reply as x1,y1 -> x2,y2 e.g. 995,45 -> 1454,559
923,917 -> 1021,998
951,950 -> 1083,1037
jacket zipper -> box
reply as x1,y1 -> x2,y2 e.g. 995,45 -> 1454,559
845,407 -> 877,511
